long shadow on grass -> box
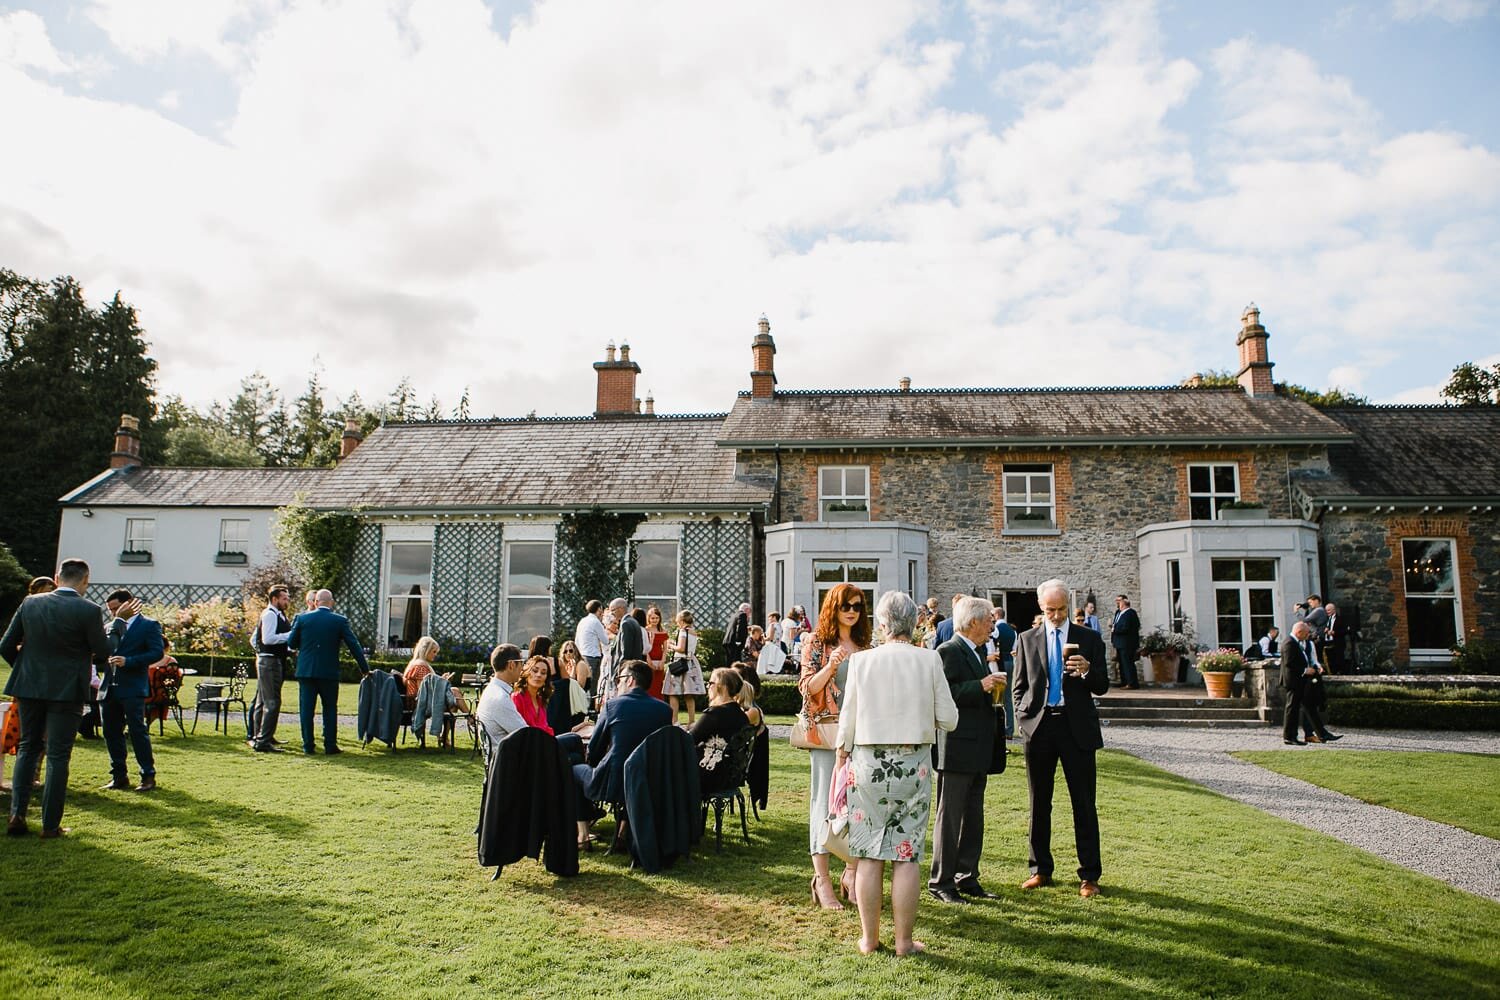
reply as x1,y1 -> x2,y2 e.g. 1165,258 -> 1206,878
0,836 -> 380,998
67,784 -> 314,842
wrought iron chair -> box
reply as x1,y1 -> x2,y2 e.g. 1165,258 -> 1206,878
192,662 -> 250,735
700,727 -> 758,853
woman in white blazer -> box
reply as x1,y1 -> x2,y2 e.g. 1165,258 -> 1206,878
835,590 -> 959,957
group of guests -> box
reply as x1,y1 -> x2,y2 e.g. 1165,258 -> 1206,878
797,580 -> 1110,957
573,599 -> 710,725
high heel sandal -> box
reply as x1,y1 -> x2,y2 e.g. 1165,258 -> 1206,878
811,874 -> 844,910
839,868 -> 857,904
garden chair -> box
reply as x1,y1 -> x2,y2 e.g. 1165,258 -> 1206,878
147,666 -> 186,737
450,673 -> 482,759
700,727 -> 757,853
192,662 -> 249,735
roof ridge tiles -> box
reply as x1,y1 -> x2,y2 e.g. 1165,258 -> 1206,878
735,385 -> 1244,398
386,413 -> 729,427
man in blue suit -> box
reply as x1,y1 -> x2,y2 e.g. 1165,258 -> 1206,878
574,659 -> 671,806
287,589 -> 369,755
100,589 -> 165,792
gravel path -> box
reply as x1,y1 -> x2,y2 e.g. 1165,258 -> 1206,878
1104,726 -> 1500,901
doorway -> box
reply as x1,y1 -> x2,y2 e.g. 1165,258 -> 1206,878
993,590 -> 1041,631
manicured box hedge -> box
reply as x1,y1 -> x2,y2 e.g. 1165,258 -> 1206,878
1324,698 -> 1500,730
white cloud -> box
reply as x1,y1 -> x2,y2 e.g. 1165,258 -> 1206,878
1390,0 -> 1494,22
0,9 -> 72,74
85,0 -> 280,69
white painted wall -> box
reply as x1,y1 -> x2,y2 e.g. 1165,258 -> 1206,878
763,521 -> 929,617
56,505 -> 284,588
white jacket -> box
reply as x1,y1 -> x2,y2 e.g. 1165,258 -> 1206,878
835,641 -> 958,750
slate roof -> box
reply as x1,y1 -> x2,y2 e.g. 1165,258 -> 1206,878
302,415 -> 771,511
717,386 -> 1352,447
59,467 -> 330,507
1294,406 -> 1500,502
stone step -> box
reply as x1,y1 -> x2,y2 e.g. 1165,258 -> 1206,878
1098,696 -> 1255,709
1099,717 -> 1271,729
1099,708 -> 1262,721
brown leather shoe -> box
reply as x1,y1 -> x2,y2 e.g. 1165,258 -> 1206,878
6,816 -> 28,837
38,826 -> 71,839
1305,734 -> 1324,744
1021,874 -> 1053,890
1080,880 -> 1100,898
100,779 -> 132,791
135,778 -> 157,792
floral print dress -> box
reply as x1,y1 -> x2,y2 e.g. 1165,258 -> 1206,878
845,744 -> 934,863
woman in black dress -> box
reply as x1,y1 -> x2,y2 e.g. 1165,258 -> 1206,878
689,668 -> 749,794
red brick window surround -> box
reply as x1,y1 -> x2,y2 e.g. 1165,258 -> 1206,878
1174,452 -> 1259,521
984,452 -> 1072,536
1383,515 -> 1481,665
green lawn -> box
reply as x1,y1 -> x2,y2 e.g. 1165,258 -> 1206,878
2,732 -> 1497,999
1235,749 -> 1500,840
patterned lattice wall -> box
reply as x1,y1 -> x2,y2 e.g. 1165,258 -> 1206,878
680,520 -> 752,628
550,536 -> 579,641
431,522 -> 503,648
90,583 -> 240,607
343,522 -> 382,647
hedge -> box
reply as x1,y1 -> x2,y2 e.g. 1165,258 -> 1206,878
1324,698 -> 1500,730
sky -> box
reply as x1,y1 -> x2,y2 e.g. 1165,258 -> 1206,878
1,0 -> 1498,420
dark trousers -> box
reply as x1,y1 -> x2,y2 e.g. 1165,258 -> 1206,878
298,677 -> 340,752
929,769 -> 988,889
1024,711 -> 1102,881
101,693 -> 155,781
251,655 -> 286,747
583,655 -> 602,700
1282,686 -> 1327,741
1113,644 -> 1139,687
1295,682 -> 1330,739
9,698 -> 82,832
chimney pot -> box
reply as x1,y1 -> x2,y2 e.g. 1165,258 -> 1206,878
340,419 -> 365,460
751,315 -> 778,400
1235,303 -> 1275,397
620,341 -> 630,362
110,413 -> 143,469
645,392 -> 655,416
605,341 -> 617,362
899,376 -> 911,392
594,342 -> 642,415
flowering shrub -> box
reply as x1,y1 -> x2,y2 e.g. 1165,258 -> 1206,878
142,598 -> 253,658
1196,648 -> 1247,673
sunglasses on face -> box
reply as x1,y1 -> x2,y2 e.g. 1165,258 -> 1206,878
839,601 -> 864,612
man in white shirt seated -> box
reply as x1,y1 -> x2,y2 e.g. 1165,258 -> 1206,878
1258,627 -> 1280,659
476,644 -> 528,755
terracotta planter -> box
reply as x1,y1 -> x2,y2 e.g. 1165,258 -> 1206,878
1146,652 -> 1179,685
1201,671 -> 1235,698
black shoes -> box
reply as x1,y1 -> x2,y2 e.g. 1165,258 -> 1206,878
1321,732 -> 1343,742
956,881 -> 1000,899
927,886 -> 968,904
1284,738 -> 1306,746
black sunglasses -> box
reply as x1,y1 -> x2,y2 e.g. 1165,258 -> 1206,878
839,601 -> 864,612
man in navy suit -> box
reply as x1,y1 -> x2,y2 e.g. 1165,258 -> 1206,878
287,589 -> 369,755
1014,579 -> 1111,898
100,589 -> 165,792
1110,594 -> 1141,689
574,659 -> 671,806
2,558 -> 112,837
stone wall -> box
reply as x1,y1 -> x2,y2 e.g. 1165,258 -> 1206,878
1322,509 -> 1498,670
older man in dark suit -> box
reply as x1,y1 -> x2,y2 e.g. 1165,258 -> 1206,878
1014,579 -> 1111,897
1,558 -> 112,838
929,596 -> 1007,904
287,589 -> 369,755
1281,621 -> 1340,745
99,588 -> 165,792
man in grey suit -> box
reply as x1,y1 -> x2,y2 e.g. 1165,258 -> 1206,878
287,589 -> 369,755
929,596 -> 1006,904
1014,579 -> 1111,897
1,558 -> 111,838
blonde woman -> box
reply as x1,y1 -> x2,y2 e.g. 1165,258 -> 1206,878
644,605 -> 671,700
661,609 -> 706,725
689,668 -> 750,793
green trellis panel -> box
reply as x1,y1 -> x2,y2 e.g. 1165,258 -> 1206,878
432,522 -> 503,647
680,520 -> 752,628
343,522 -> 382,647
91,583 -> 239,607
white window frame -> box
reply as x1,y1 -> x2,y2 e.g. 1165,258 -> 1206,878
1188,462 -> 1241,520
503,540 -> 554,648
812,559 -> 878,617
1402,537 -> 1462,659
124,517 -> 154,554
631,539 -> 680,620
1210,558 -> 1279,651
1002,463 -> 1057,534
218,518 -> 250,554
382,539 -> 434,651
1166,559 -> 1185,634
819,465 -> 871,522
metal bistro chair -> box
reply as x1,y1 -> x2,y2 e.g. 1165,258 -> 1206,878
148,669 -> 187,737
451,673 -> 482,759
700,727 -> 758,853
192,662 -> 250,735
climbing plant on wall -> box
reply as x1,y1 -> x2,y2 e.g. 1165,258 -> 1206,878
272,498 -> 363,595
551,508 -> 645,639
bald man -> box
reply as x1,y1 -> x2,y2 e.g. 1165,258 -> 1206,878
287,590 -> 369,755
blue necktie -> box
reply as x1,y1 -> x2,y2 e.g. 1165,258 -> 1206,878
1047,629 -> 1063,706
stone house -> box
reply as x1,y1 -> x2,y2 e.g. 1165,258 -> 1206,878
52,310 -> 1498,669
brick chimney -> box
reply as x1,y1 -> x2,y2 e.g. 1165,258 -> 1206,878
110,414 -> 142,469
594,340 -> 641,416
751,315 -> 777,400
1236,303 -> 1275,397
340,419 -> 364,459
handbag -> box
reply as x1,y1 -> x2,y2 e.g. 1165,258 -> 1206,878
789,713 -> 839,750
668,629 -> 693,677
819,758 -> 852,861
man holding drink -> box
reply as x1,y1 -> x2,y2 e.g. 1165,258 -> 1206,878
1012,579 -> 1110,898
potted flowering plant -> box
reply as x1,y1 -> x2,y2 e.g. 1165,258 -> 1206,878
1138,621 -> 1196,686
1195,647 -> 1245,699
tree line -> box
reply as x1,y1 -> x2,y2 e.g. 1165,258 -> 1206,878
0,268 -> 470,579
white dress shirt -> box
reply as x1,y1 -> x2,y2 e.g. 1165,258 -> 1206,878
575,614 -> 608,659
476,677 -> 527,747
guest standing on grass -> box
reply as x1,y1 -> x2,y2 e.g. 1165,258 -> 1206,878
287,589 -> 369,756
2,558 -> 111,839
800,583 -> 871,911
929,597 -> 1005,905
662,609 -> 705,726
836,590 -> 958,956
644,605 -> 670,700
574,600 -> 607,696
250,585 -> 294,753
1014,580 -> 1110,898
99,589 -> 164,792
